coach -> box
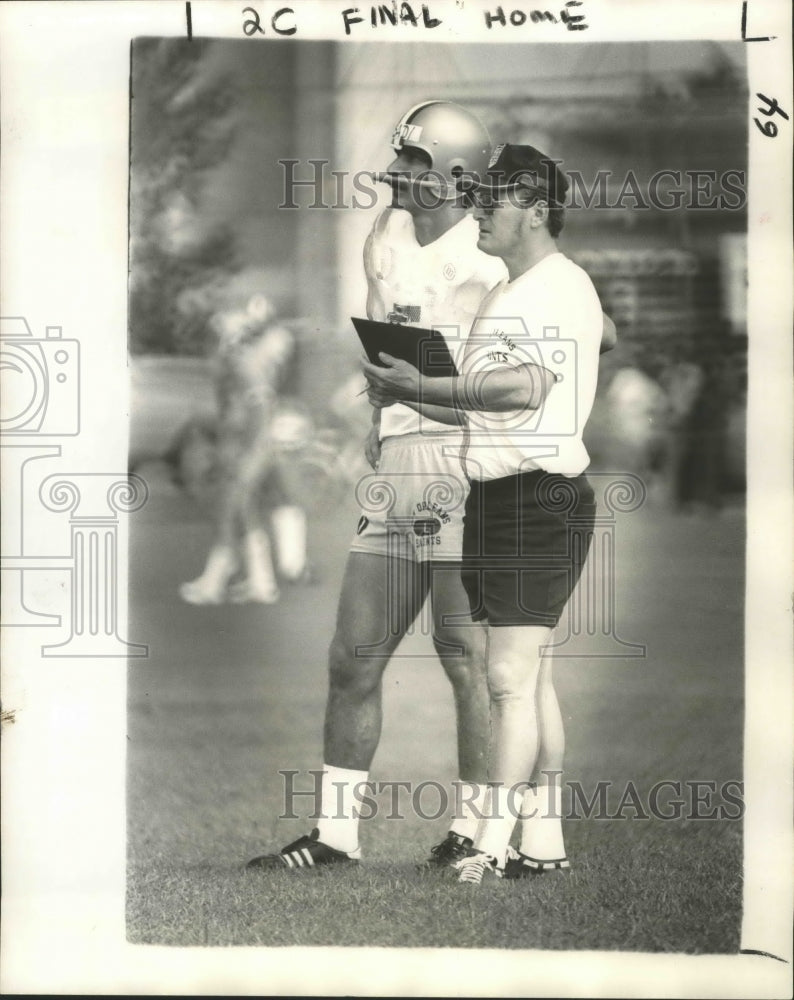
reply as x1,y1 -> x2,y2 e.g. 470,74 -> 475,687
363,144 -> 603,885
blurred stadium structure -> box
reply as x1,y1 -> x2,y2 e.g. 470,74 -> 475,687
129,38 -> 747,507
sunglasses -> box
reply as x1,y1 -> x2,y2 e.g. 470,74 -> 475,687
458,186 -> 547,211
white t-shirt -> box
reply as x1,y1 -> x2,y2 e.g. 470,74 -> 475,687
461,252 -> 602,481
363,207 -> 506,438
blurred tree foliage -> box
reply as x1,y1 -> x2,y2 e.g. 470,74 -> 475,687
129,39 -> 239,356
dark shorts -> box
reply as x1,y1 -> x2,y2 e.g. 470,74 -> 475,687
461,470 -> 596,627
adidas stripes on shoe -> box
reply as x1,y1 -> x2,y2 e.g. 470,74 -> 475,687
246,828 -> 360,870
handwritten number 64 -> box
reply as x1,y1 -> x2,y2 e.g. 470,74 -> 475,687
754,92 -> 789,138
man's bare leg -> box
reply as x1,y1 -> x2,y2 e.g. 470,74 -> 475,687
429,564 -> 490,843
313,551 -> 429,853
516,651 -> 570,871
469,625 -> 552,867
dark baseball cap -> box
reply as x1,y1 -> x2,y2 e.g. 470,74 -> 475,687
464,143 -> 569,206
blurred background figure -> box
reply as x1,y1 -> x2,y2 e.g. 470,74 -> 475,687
179,293 -> 310,604
602,366 -> 669,496
656,360 -> 706,510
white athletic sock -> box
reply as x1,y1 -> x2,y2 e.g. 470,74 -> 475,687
244,528 -> 279,598
181,545 -> 237,602
519,782 -> 566,861
271,505 -> 307,581
473,784 -> 522,869
449,782 -> 489,841
198,544 -> 237,587
315,763 -> 368,855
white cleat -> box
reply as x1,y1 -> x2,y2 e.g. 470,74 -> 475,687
179,579 -> 227,605
453,851 -> 503,885
227,578 -> 280,605
180,546 -> 238,605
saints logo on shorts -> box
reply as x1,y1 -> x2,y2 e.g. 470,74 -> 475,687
413,518 -> 441,537
349,438 -> 467,564
412,499 -> 451,550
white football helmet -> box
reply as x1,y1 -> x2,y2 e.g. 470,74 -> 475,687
383,99 -> 491,199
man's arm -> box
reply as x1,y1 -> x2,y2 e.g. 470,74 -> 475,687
363,353 -> 555,413
364,405 -> 382,469
420,364 -> 554,412
398,399 -> 465,425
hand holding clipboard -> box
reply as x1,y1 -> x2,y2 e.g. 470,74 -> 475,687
352,317 -> 458,378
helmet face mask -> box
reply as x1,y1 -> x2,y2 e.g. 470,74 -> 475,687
383,146 -> 441,205
385,100 -> 491,201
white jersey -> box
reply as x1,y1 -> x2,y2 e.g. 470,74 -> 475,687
461,252 -> 602,481
364,207 -> 506,438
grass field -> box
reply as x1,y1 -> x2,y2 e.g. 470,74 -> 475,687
127,471 -> 744,951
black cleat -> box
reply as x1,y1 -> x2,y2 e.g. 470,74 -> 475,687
503,846 -> 570,879
420,831 -> 474,870
246,828 -> 360,870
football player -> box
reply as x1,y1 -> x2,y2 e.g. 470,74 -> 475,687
248,101 -> 502,869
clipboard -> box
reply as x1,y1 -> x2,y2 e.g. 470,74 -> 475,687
352,317 -> 458,377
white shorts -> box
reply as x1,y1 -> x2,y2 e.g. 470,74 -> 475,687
349,433 -> 469,563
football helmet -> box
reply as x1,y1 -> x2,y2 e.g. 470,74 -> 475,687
387,100 -> 491,197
